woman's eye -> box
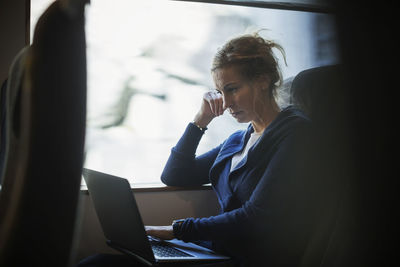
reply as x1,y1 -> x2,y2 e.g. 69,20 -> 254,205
226,87 -> 238,93
215,90 -> 222,94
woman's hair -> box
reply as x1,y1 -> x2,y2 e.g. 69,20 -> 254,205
212,32 -> 287,98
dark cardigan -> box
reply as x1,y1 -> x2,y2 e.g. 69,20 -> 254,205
161,106 -> 322,266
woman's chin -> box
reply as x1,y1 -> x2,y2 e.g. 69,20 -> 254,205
233,115 -> 249,123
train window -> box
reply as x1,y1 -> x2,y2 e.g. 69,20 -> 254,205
31,0 -> 339,186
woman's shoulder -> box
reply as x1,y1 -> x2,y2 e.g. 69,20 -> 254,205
280,105 -> 310,122
263,106 -> 311,141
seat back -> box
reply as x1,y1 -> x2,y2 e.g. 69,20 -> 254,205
289,65 -> 355,267
291,65 -> 346,125
0,1 -> 88,266
0,79 -> 7,181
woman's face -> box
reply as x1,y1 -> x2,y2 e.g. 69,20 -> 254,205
212,65 -> 268,123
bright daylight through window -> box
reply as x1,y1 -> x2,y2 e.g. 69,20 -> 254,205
31,0 -> 339,186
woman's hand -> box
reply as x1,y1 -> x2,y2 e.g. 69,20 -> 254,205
193,91 -> 225,128
145,225 -> 174,240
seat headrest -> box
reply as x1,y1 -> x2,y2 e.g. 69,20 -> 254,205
290,65 -> 344,123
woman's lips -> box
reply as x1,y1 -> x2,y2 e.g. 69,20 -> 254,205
230,111 -> 242,118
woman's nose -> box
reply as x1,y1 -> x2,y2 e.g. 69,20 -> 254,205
222,95 -> 231,110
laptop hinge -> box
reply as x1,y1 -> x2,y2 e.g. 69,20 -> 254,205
106,240 -> 155,266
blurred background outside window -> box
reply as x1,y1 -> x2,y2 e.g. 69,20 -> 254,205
31,0 -> 339,186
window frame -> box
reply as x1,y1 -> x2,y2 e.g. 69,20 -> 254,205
28,0 -> 336,191
174,0 -> 335,13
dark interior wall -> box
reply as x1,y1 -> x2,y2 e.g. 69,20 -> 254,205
334,1 -> 397,266
0,0 -> 28,83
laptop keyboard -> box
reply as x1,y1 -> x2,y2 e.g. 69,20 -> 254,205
151,241 -> 194,258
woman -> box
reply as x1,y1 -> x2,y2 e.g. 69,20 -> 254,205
146,33 -> 316,266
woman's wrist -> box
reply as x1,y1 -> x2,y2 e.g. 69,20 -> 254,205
191,121 -> 207,132
193,114 -> 212,129
172,219 -> 185,239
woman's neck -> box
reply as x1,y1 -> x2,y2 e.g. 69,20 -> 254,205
251,101 -> 280,134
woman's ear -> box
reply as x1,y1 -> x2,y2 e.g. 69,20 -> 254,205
256,74 -> 271,92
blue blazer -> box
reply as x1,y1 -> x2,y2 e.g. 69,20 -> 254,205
161,106 -> 321,266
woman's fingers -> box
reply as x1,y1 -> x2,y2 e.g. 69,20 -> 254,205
205,91 -> 223,117
145,225 -> 174,240
217,95 -> 224,115
203,92 -> 216,115
210,93 -> 218,115
214,93 -> 224,116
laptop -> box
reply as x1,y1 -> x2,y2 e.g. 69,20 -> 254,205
82,168 -> 230,266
